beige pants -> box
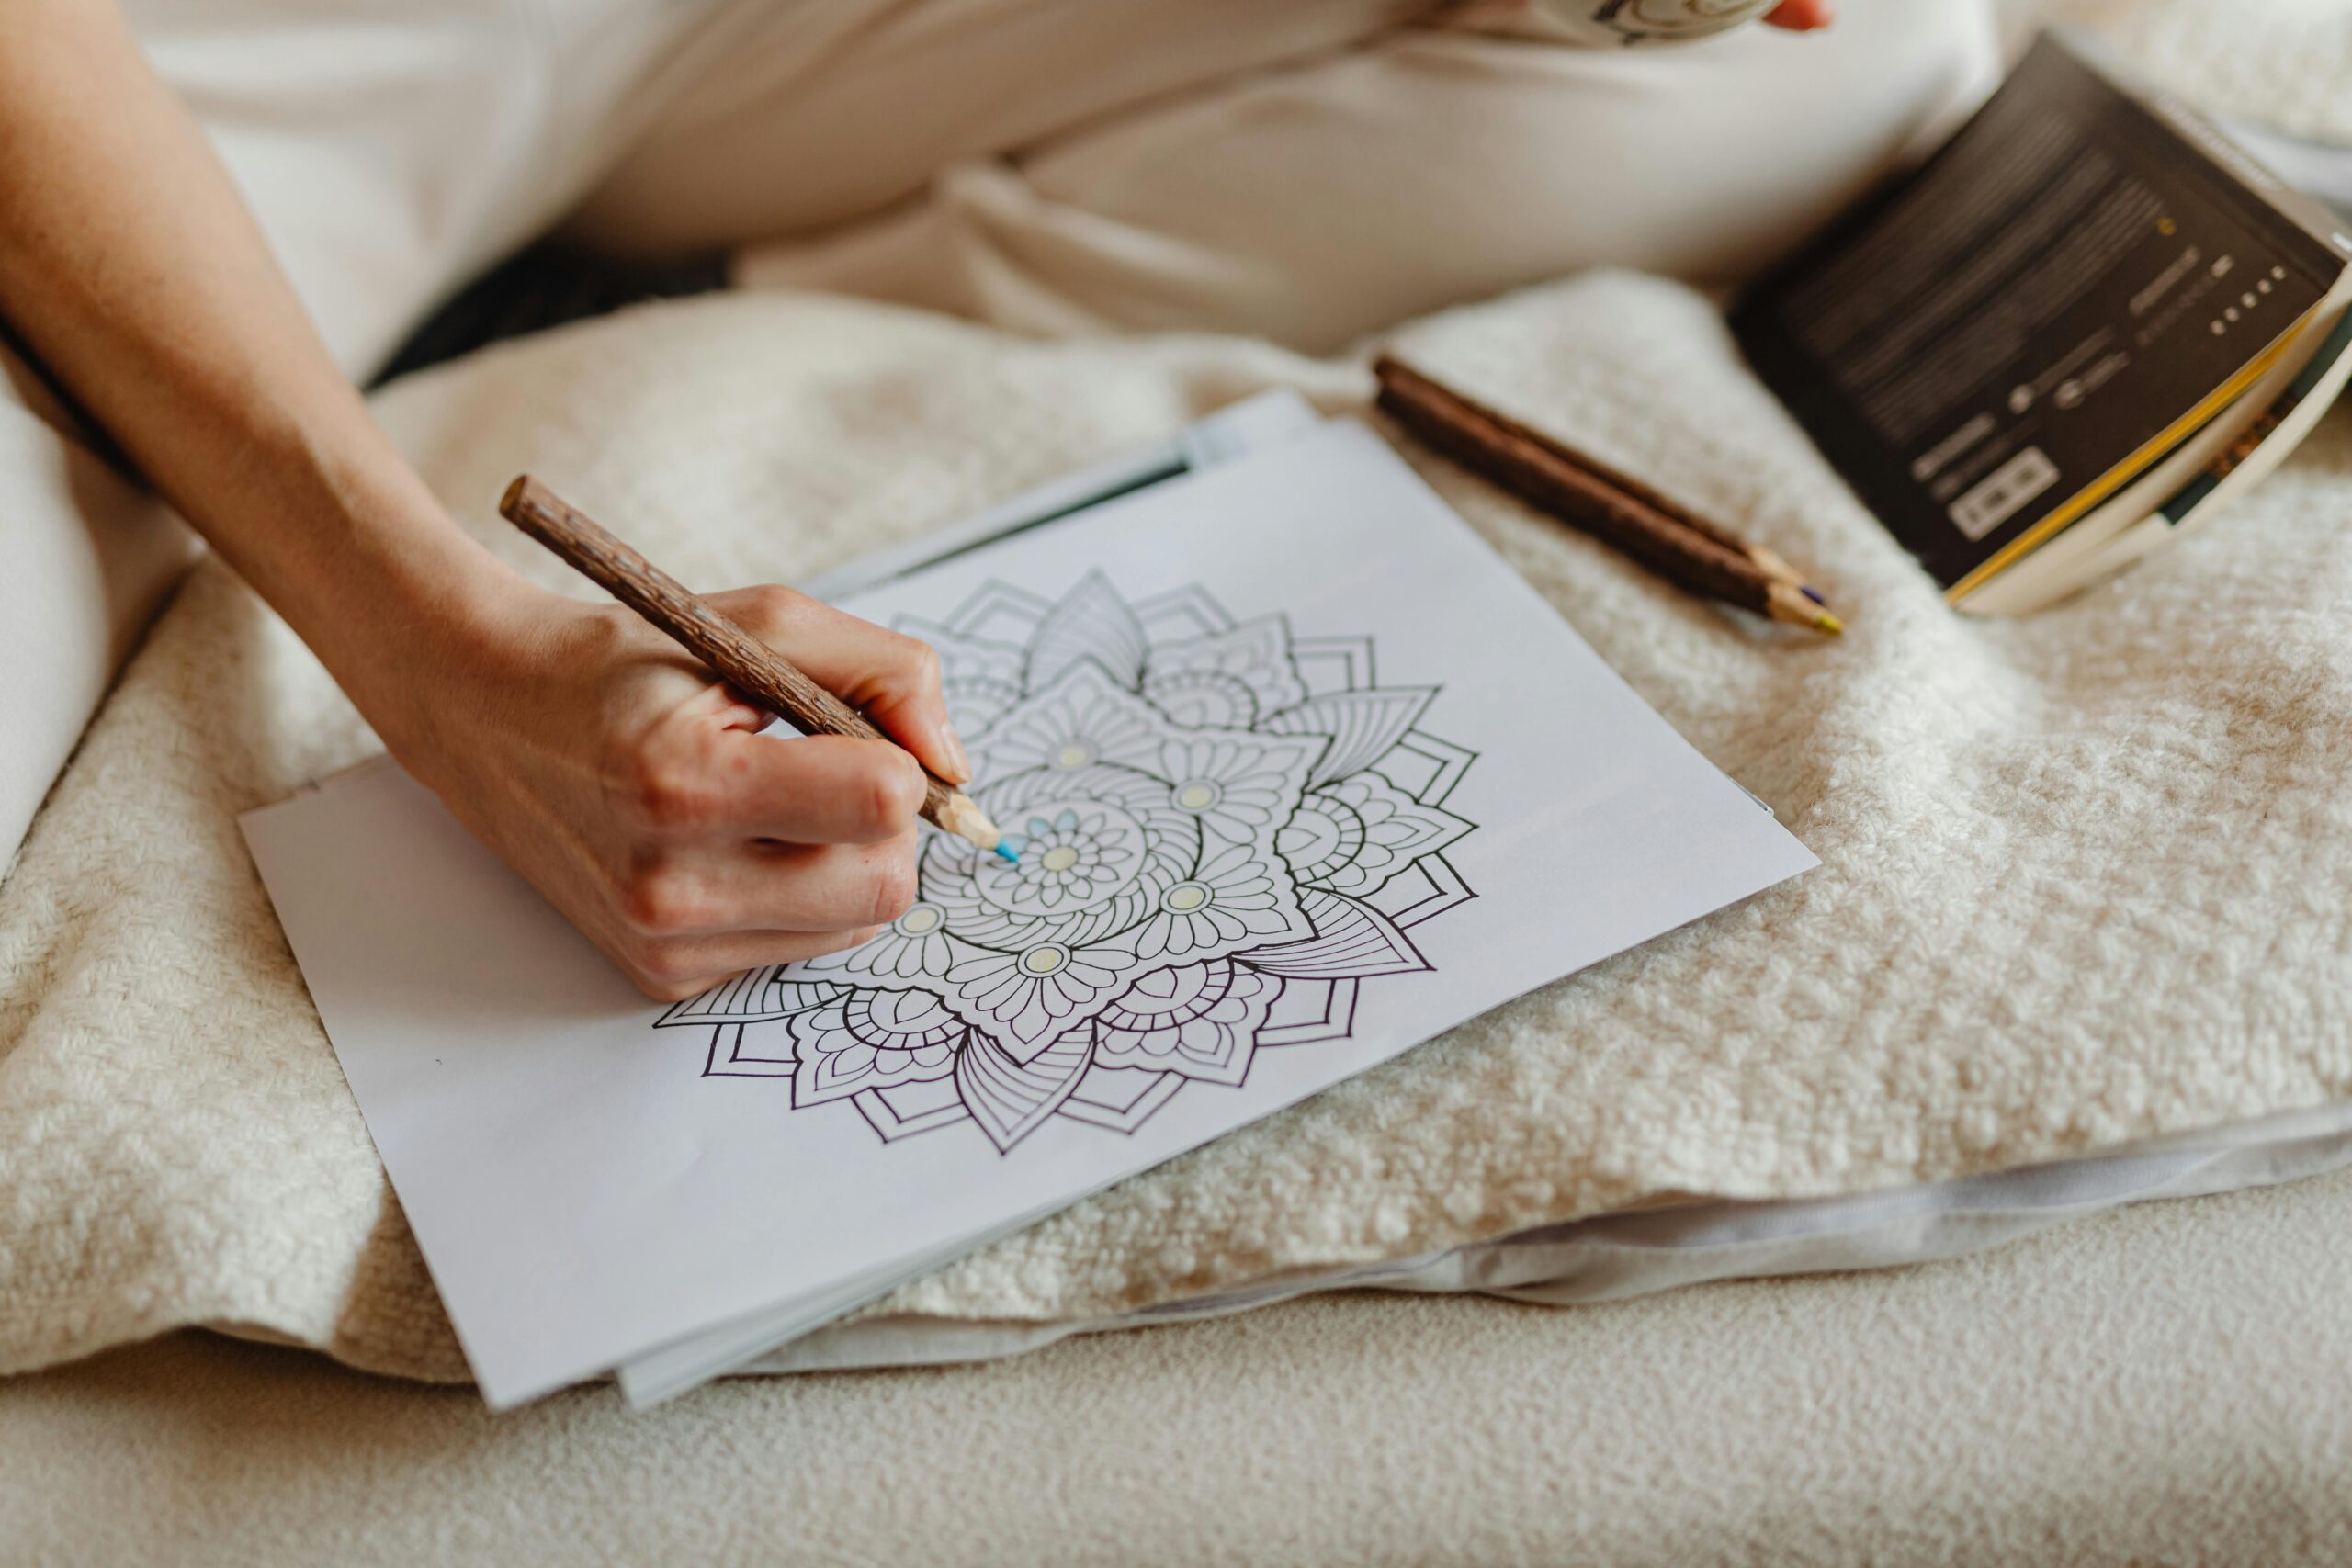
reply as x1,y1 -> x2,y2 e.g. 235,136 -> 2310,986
1,0 -> 1998,867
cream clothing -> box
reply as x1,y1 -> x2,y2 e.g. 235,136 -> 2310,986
0,0 -> 1997,871
714,3 -> 2002,346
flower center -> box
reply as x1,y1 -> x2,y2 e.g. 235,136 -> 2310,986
966,798 -> 1150,919
1054,742 -> 1095,770
1021,944 -> 1068,975
1173,780 -> 1223,812
1162,881 -> 1212,913
894,903 -> 944,935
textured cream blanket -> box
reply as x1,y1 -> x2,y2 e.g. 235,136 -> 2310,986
6,256 -> 2352,1383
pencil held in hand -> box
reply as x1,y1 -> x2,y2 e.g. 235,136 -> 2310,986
1372,356 -> 1840,635
497,476 -> 1012,859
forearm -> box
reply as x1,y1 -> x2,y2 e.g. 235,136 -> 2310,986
0,0 -> 530,730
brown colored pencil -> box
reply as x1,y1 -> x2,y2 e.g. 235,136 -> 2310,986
498,476 -> 1010,855
1372,356 -> 1840,635
1531,425 -> 1821,601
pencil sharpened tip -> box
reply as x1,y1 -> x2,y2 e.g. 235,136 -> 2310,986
1800,585 -> 1827,606
1816,612 -> 1844,636
993,841 -> 1022,863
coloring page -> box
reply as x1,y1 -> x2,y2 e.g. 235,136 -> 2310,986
244,422 -> 1816,1407
663,568 -> 1480,1156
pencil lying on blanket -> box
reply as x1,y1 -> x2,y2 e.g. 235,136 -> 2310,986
498,475 -> 1016,861
1371,355 -> 1842,636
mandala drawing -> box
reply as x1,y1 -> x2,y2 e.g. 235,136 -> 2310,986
656,573 -> 1479,1153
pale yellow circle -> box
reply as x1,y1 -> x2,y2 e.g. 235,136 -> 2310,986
898,906 -> 942,934
1177,784 -> 1216,810
1022,946 -> 1066,975
1040,845 -> 1080,872
1166,884 -> 1208,912
1056,743 -> 1092,769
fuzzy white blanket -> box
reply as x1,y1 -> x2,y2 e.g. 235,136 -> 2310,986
6,251 -> 2351,1382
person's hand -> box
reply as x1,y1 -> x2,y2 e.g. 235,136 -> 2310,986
1764,0 -> 1833,29
0,0 -> 974,1003
363,579 -> 967,1001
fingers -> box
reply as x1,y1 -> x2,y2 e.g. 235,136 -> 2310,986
588,583 -> 962,1001
616,835 -> 922,941
604,830 -> 914,999
1762,0 -> 1832,29
705,584 -> 971,784
622,725 -> 928,846
617,924 -> 888,1004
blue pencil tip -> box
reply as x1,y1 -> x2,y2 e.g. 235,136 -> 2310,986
993,841 -> 1022,863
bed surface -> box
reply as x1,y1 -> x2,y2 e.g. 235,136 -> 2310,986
9,1161 -> 2350,1566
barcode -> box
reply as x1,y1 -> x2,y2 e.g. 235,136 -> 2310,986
1948,446 -> 2061,541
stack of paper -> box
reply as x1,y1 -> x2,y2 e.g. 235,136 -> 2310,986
243,404 -> 1815,1407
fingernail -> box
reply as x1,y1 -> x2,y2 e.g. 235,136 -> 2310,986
940,724 -> 974,784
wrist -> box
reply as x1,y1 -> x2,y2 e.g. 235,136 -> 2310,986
268,474 -> 558,749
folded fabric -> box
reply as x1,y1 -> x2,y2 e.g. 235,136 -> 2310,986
734,1100 -> 2352,1374
6,267 -> 2352,1385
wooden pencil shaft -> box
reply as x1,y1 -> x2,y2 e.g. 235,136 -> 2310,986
1374,364 -> 1774,613
498,476 -> 985,840
1373,355 -> 1810,588
1525,415 -> 1792,578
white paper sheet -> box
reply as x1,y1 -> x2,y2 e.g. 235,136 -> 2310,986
243,422 -> 1816,1407
616,389 -> 1323,1401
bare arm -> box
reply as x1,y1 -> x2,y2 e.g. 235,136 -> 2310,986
0,0 -> 967,998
